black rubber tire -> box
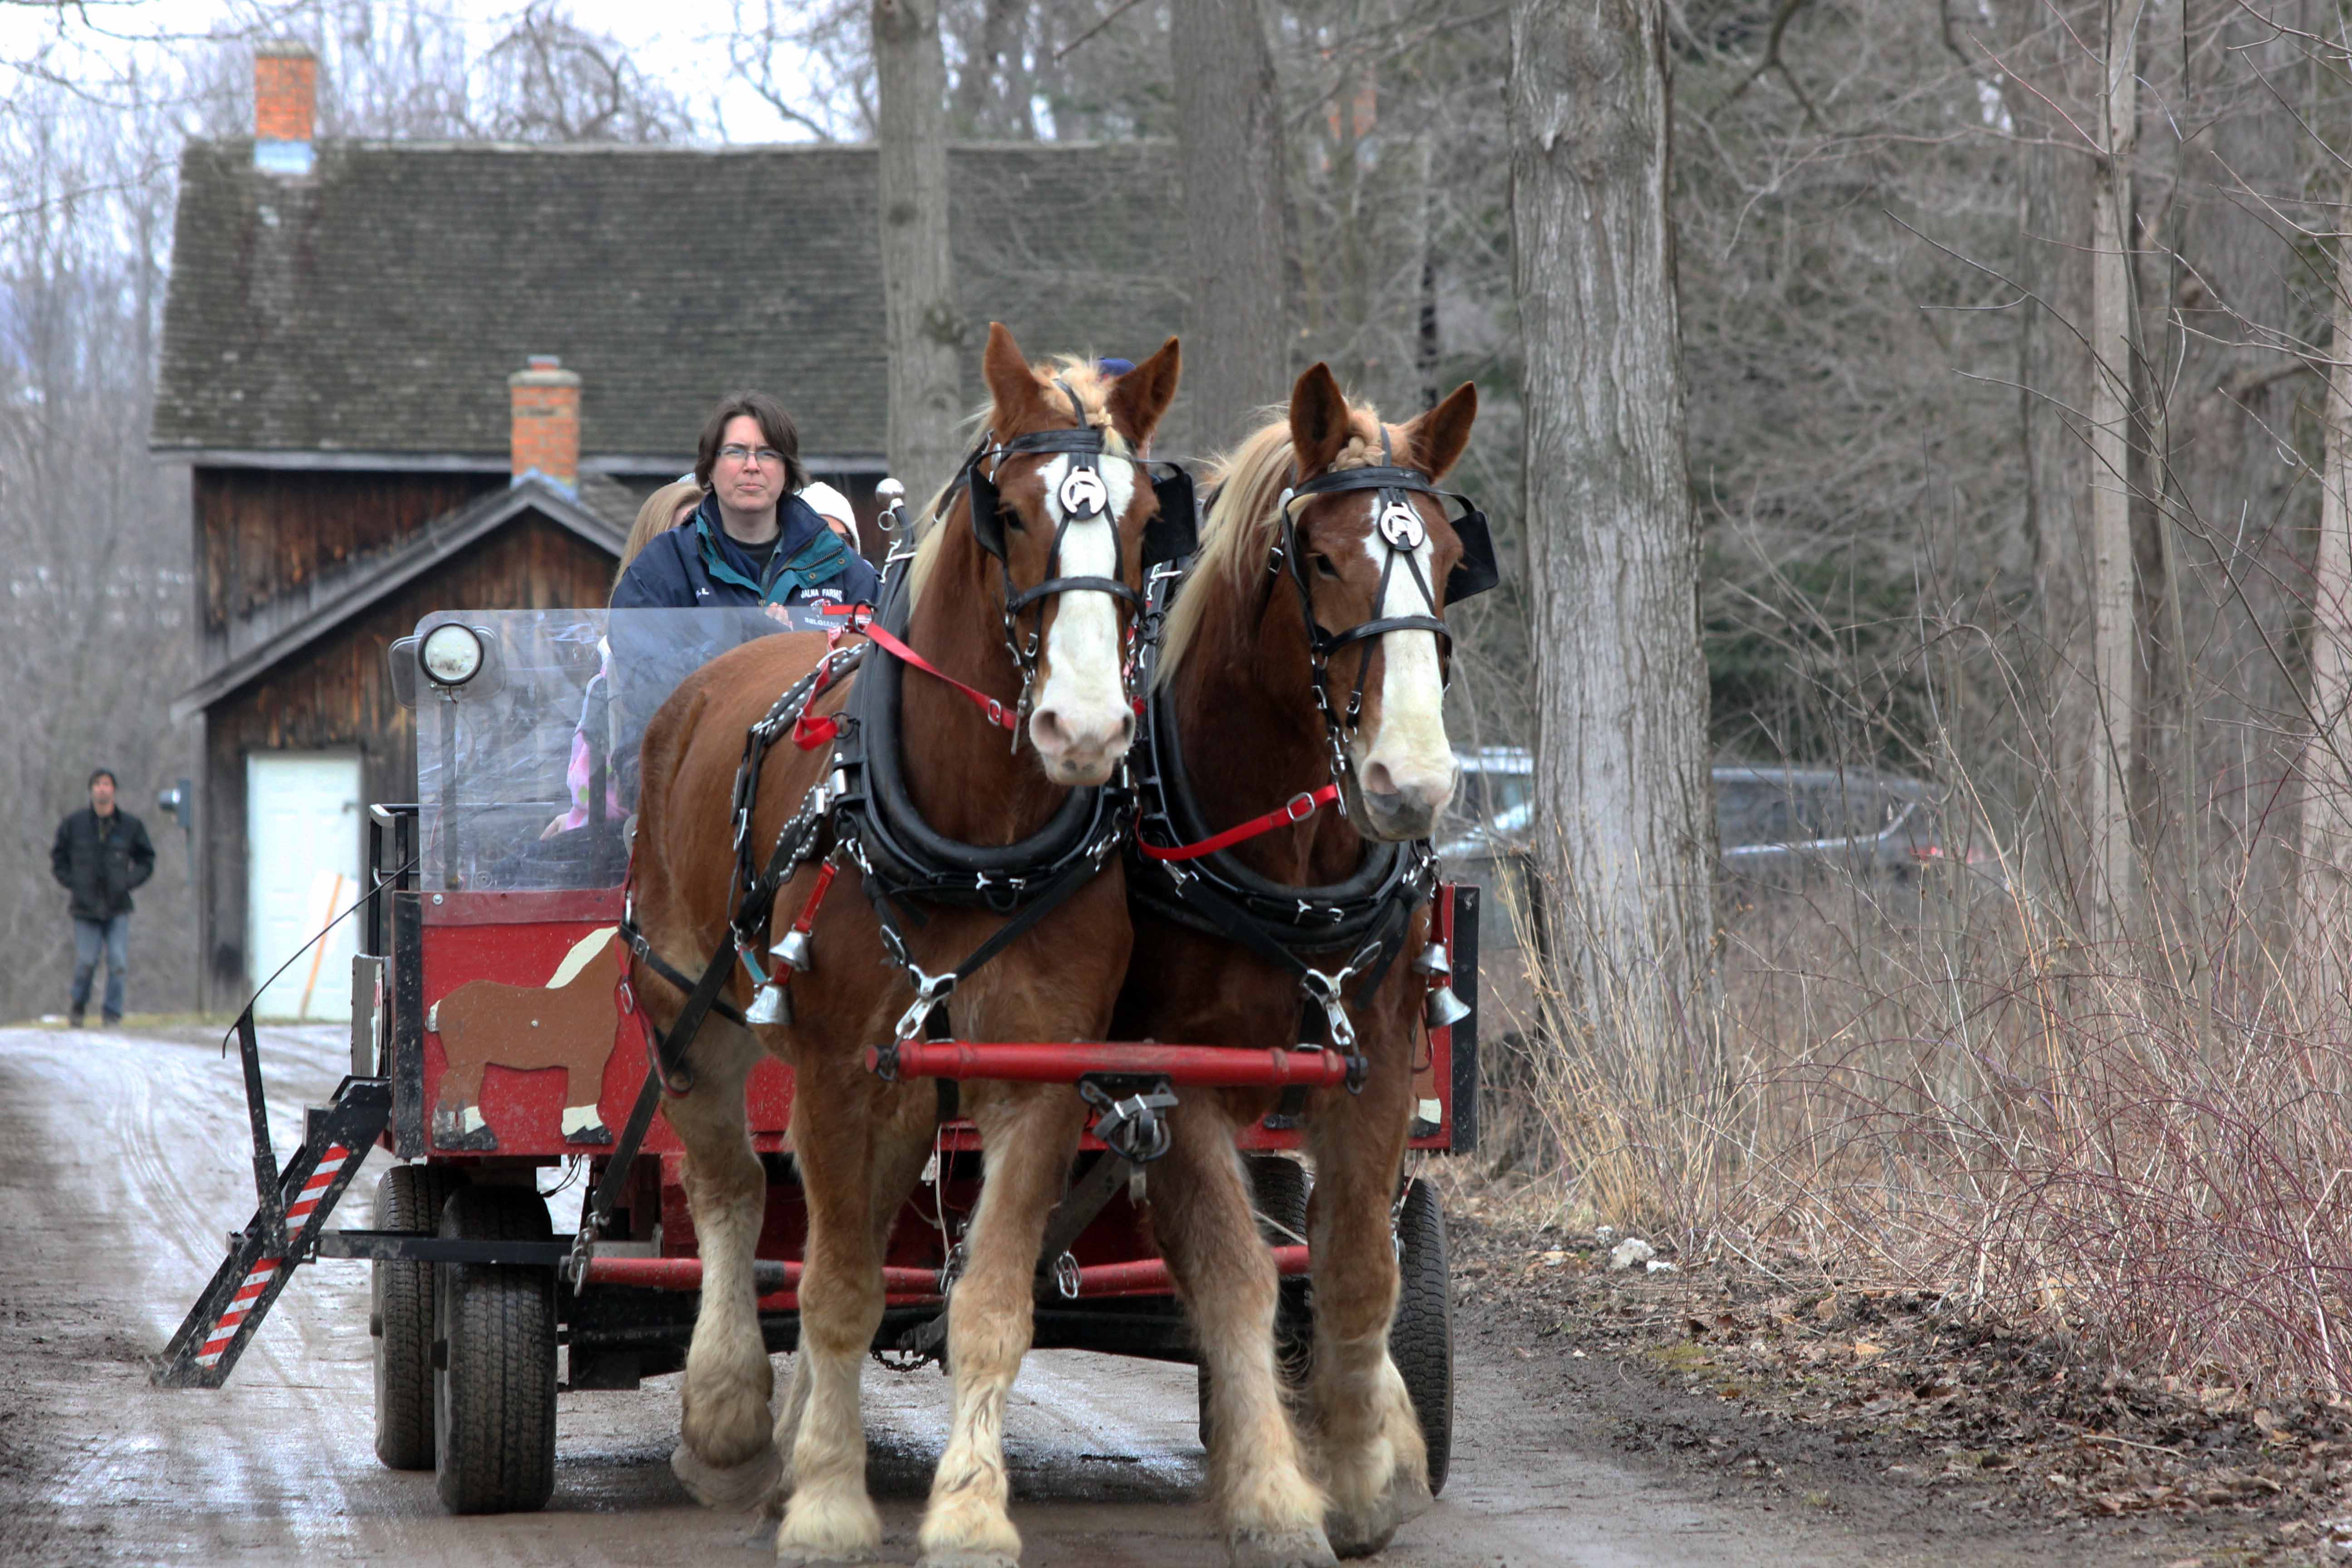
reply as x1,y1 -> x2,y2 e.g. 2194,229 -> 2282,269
433,1184 -> 557,1514
1390,1176 -> 1454,1494
1200,1156 -> 1315,1448
371,1164 -> 468,1470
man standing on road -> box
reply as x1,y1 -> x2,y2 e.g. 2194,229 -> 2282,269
51,769 -> 155,1028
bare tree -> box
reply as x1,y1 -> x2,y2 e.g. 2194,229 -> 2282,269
874,0 -> 968,499
2304,180 -> 2352,990
2083,0 -> 2139,931
1509,0 -> 1716,1063
476,2 -> 693,142
1171,0 -> 1290,447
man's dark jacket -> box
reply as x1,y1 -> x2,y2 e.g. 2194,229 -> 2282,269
51,807 -> 156,921
610,494 -> 882,612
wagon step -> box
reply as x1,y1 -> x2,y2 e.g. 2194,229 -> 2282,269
153,1009 -> 392,1389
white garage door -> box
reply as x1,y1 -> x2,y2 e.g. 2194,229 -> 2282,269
246,753 -> 362,1021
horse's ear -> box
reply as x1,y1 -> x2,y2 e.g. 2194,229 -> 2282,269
1289,363 -> 1350,477
1403,381 -> 1478,481
1108,338 -> 1181,447
982,322 -> 1050,433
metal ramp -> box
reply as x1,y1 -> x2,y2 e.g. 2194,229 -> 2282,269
153,1011 -> 390,1388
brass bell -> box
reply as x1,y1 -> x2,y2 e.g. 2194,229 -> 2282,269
1413,941 -> 1451,978
774,927 -> 816,974
1424,983 -> 1472,1029
745,982 -> 793,1028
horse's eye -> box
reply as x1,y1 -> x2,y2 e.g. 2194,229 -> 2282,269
1312,554 -> 1341,581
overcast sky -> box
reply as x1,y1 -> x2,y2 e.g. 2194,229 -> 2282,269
2,0 -> 819,143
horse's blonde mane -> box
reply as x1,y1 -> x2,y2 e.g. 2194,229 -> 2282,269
904,355 -> 1128,610
1158,397 -> 1395,680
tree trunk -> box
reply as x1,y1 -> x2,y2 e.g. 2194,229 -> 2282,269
873,0 -> 965,501
2303,177 -> 2352,1002
2085,0 -> 2138,932
1509,0 -> 1717,1074
1170,0 -> 1288,451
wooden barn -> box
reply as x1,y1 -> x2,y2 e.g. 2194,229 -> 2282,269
153,46 -> 1185,1015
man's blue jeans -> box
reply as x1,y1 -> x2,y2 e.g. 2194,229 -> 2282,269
71,914 -> 130,1022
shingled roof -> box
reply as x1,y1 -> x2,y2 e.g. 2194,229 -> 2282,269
155,140 -> 1189,467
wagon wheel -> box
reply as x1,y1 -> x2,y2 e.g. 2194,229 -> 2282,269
371,1164 -> 469,1470
432,1184 -> 557,1514
1389,1176 -> 1453,1494
1199,1155 -> 1313,1450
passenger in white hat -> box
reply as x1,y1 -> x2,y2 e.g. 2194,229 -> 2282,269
799,481 -> 862,556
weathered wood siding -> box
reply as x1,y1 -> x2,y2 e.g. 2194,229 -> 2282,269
194,467 -> 505,666
201,515 -> 614,998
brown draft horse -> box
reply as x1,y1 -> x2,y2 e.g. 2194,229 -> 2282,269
1114,365 -> 1479,1558
627,324 -> 1191,1566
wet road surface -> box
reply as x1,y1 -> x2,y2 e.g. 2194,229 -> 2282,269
0,1025 -> 1929,1566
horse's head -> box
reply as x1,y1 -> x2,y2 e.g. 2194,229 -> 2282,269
1283,363 -> 1480,841
971,322 -> 1181,787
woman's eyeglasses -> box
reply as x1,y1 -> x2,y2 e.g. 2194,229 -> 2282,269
718,444 -> 784,468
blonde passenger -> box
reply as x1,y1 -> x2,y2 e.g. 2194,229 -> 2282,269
612,478 -> 707,593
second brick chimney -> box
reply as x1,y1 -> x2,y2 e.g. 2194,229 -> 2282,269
510,357 -> 582,495
254,42 -> 316,177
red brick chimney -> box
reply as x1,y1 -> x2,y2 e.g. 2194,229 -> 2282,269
509,356 -> 582,494
253,43 -> 316,176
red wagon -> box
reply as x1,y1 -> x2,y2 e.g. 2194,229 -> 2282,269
156,605 -> 1480,1515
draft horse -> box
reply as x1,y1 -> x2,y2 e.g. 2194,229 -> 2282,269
625,324 -> 1181,1565
1118,363 -> 1487,1558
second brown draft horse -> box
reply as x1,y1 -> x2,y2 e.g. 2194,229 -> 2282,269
1119,363 -> 1484,1559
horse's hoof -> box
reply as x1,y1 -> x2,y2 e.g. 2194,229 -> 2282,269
672,1441 -> 783,1512
1324,1473 -> 1432,1559
1227,1529 -> 1339,1568
776,1547 -> 877,1567
917,1554 -> 1019,1568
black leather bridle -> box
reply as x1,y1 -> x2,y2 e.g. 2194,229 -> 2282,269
959,380 -> 1197,731
1271,439 -> 1499,797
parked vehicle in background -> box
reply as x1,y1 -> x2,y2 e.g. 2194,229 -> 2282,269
1439,750 -> 1996,887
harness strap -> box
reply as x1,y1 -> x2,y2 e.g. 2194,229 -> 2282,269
620,919 -> 749,1034
863,619 -> 1022,735
1136,784 -> 1339,863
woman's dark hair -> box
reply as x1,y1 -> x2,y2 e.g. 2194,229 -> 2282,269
694,392 -> 809,493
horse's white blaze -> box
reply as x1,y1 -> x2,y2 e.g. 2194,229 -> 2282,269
1029,452 -> 1133,757
1356,509 -> 1455,812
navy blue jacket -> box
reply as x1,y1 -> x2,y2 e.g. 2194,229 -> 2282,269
611,494 -> 881,612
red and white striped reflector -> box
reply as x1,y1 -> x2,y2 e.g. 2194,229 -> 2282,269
193,1144 -> 351,1367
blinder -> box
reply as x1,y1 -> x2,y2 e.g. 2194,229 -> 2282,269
961,426 -> 1197,573
1287,464 -> 1499,606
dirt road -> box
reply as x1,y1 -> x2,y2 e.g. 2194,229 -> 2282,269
0,1025 -> 2122,1567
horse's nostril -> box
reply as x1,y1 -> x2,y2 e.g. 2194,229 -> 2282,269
1032,709 -> 1068,750
1119,710 -> 1137,745
1363,760 -> 1397,799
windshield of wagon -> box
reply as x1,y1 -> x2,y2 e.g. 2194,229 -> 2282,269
408,606 -> 844,892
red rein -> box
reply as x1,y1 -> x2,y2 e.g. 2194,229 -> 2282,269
1136,784 -> 1339,862
860,619 -> 1023,735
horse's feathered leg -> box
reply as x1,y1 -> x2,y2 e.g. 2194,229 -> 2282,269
1152,1102 -> 1336,1568
916,1081 -> 1085,1568
774,1051 -> 891,1564
767,1086 -> 935,1518
1300,1027 -> 1430,1558
666,1021 -> 781,1509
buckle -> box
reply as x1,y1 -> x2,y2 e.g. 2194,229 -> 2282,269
891,966 -> 956,1046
